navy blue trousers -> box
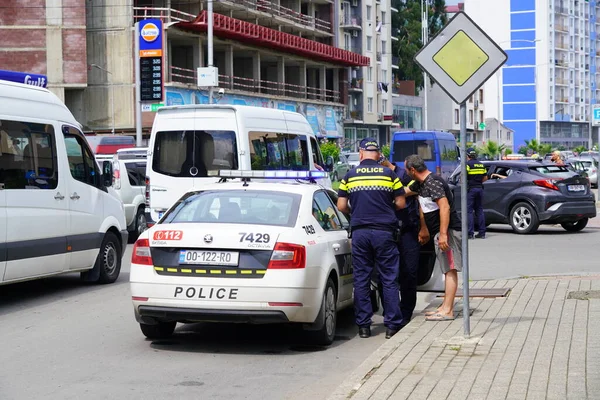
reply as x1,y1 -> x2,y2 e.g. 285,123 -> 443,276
352,228 -> 403,330
468,187 -> 485,236
397,228 -> 420,322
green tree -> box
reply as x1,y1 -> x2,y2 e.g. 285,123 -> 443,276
381,144 -> 390,158
478,140 -> 502,160
573,145 -> 587,154
539,144 -> 552,155
504,148 -> 513,156
392,0 -> 448,93
518,145 -> 529,155
319,140 -> 340,162
524,139 -> 540,153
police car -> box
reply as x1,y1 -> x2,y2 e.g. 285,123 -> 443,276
130,170 -> 353,345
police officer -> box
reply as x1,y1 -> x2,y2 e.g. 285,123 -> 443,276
337,138 -> 406,339
466,147 -> 488,239
379,158 -> 430,325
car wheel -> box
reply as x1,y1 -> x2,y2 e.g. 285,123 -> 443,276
561,218 -> 588,232
509,202 -> 539,234
97,232 -> 122,283
307,278 -> 337,346
332,172 -> 339,182
140,322 -> 177,339
131,207 -> 148,241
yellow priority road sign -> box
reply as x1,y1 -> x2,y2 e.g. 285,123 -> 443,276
415,12 -> 508,105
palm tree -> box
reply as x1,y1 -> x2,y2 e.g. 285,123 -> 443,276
524,139 -> 541,153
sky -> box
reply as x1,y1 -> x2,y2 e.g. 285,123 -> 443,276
445,0 -> 460,4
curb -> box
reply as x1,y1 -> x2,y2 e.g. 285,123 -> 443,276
326,311 -> 435,400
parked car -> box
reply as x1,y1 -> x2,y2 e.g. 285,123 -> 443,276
448,160 -> 596,234
331,154 -> 351,181
571,156 -> 598,188
344,152 -> 360,168
564,159 -> 589,181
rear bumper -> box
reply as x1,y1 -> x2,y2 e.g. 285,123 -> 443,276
538,201 -> 597,223
137,305 -> 289,324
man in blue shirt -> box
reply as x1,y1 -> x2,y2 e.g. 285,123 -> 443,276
337,138 -> 406,339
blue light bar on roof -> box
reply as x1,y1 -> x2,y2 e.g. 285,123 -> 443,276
209,170 -> 328,180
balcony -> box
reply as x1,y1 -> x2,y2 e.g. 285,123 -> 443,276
170,66 -> 341,103
340,15 -> 362,30
555,24 -> 569,32
556,7 -> 568,15
349,78 -> 363,92
346,109 -> 363,122
555,77 -> 568,86
376,52 -> 382,62
133,6 -> 196,23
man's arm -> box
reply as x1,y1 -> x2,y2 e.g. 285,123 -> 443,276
337,197 -> 350,214
392,174 -> 406,210
435,196 -> 451,251
418,205 -> 430,245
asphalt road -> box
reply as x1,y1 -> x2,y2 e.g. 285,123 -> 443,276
2,220 -> 599,399
0,246 -> 434,400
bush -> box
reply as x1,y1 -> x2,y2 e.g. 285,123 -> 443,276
381,144 -> 390,158
319,140 -> 340,161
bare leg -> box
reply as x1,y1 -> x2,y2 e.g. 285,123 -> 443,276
438,270 -> 458,316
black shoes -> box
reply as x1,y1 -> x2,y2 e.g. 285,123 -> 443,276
475,233 -> 486,239
385,328 -> 400,339
359,327 -> 371,338
468,234 -> 474,239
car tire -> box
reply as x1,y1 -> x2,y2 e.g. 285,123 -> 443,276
307,278 -> 337,346
97,232 -> 122,284
140,322 -> 177,339
509,202 -> 539,234
131,207 -> 148,242
561,218 -> 588,232
332,172 -> 339,182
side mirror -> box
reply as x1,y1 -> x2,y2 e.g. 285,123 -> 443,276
102,160 -> 113,187
325,156 -> 334,172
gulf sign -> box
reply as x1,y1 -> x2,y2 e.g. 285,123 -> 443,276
138,19 -> 163,57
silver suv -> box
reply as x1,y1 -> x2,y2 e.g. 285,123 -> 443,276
97,148 -> 148,241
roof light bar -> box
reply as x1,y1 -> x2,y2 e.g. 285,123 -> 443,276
208,170 -> 328,180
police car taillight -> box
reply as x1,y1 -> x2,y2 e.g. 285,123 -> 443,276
268,243 -> 306,269
132,238 -> 153,265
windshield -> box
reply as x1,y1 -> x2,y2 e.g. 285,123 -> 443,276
392,140 -> 435,162
346,153 -> 359,162
248,132 -> 309,170
530,165 -> 575,178
162,190 -> 301,227
152,130 -> 238,177
124,161 -> 146,186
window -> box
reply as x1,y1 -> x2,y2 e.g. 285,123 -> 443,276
367,67 -> 373,82
124,161 -> 147,186
0,119 -> 58,190
163,190 -> 301,227
469,96 -> 473,103
381,11 -> 386,23
485,129 -> 490,140
469,110 -> 474,124
249,132 -> 309,170
366,5 -> 372,20
312,191 -> 342,231
368,97 -> 373,113
382,41 -> 387,53
64,127 -> 99,187
309,136 -> 324,167
454,109 -> 459,124
382,68 -> 387,80
392,140 -> 435,162
530,165 -> 574,178
479,111 -> 484,124
152,130 -> 238,177
367,36 -> 372,51
439,140 -> 458,161
382,99 -> 388,114
479,89 -> 484,103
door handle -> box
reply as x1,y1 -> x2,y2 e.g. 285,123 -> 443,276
70,192 -> 80,200
54,192 -> 65,200
332,244 -> 341,251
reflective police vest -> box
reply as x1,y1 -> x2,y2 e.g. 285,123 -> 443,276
466,159 -> 486,189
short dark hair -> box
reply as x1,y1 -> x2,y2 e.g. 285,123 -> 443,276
405,154 -> 428,172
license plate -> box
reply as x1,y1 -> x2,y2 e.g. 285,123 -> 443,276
179,250 -> 239,266
568,185 -> 585,192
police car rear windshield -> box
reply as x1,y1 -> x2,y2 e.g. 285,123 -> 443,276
162,190 -> 302,227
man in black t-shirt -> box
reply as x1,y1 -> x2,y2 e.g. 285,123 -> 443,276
404,154 -> 462,321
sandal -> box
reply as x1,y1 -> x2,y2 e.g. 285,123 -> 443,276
425,313 -> 456,321
424,309 -> 441,316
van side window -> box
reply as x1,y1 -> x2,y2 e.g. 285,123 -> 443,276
63,128 -> 99,187
440,140 -> 459,161
310,136 -> 324,167
249,132 -> 309,170
392,139 -> 435,162
0,119 -> 58,190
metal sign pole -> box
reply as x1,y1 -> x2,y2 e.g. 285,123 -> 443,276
208,0 -> 214,104
134,22 -> 142,147
460,102 -> 471,337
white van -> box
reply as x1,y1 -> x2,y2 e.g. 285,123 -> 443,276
0,80 -> 128,285
145,105 -> 333,225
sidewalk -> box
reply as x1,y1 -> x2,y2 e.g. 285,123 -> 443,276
328,276 -> 600,400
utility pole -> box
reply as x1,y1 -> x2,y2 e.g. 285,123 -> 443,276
421,0 -> 428,130
208,0 -> 214,104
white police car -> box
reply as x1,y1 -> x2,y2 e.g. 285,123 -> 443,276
130,170 -> 353,345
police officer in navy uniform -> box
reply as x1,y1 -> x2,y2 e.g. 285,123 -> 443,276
380,157 -> 430,325
337,138 -> 406,339
466,147 -> 488,239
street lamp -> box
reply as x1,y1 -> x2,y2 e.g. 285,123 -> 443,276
496,39 -> 541,142
90,63 -> 115,134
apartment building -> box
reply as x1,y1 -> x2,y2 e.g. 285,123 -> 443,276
1,0 -> 375,139
341,0 -> 397,150
466,0 -> 599,149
